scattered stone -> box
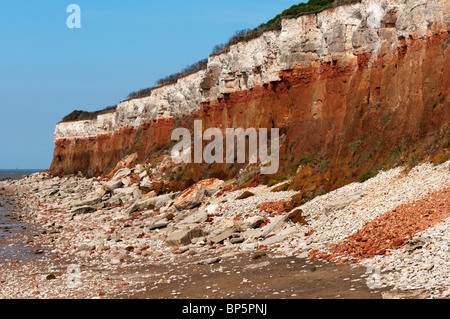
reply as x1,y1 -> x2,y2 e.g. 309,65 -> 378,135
245,261 -> 270,270
46,274 -> 57,280
69,205 -> 96,215
196,257 -> 221,265
165,228 -> 204,246
177,208 -> 208,225
174,184 -> 207,210
236,191 -> 254,200
112,168 -> 132,181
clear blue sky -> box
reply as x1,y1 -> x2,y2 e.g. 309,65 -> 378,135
0,0 -> 301,170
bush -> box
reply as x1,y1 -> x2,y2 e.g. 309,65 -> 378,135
60,105 -> 117,123
126,58 -> 208,101
209,1 -> 360,57
358,170 -> 375,183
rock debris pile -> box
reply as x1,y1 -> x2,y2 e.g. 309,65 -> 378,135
0,160 -> 449,298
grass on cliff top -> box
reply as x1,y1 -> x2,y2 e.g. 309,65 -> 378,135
60,105 -> 117,123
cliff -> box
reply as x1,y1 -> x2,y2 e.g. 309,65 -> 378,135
50,0 -> 450,198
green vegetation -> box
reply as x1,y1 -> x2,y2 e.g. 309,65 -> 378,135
379,112 -> 393,127
434,153 -> 450,165
211,0 -> 359,56
291,155 -> 315,175
358,170 -> 375,183
126,59 -> 208,100
60,105 -> 117,123
267,175 -> 289,187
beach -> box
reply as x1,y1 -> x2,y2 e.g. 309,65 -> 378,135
0,161 -> 449,299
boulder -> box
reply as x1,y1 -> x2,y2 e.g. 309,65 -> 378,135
113,186 -> 142,200
208,222 -> 241,244
197,178 -> 224,196
69,205 -> 96,215
166,228 -> 204,246
244,215 -> 288,239
236,191 -> 255,200
112,168 -> 131,181
102,180 -> 123,192
288,209 -> 308,225
148,220 -> 169,231
177,208 -> 208,226
323,192 -> 365,214
137,193 -> 177,211
71,194 -> 102,208
174,184 -> 207,210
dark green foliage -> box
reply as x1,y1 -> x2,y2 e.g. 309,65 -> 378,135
60,105 -> 117,123
126,58 -> 208,100
210,1 -> 360,56
358,170 -> 375,183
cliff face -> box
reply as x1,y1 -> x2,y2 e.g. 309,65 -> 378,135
50,0 -> 450,196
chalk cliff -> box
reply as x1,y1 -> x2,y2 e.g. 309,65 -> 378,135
50,0 -> 450,197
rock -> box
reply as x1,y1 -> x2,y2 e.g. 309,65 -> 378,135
236,191 -> 255,200
166,228 -> 204,246
121,176 -> 132,187
177,208 -> 208,225
46,274 -> 57,280
257,215 -> 288,238
110,259 -> 121,265
112,168 -> 131,181
288,209 -> 308,225
71,195 -> 102,208
209,223 -> 240,244
245,261 -> 270,270
196,257 -> 221,265
140,176 -> 153,188
137,193 -> 177,211
124,203 -> 139,217
102,180 -> 123,192
174,184 -> 207,210
245,216 -> 265,229
404,237 -> 427,253
196,178 -> 224,196
113,186 -> 142,200
290,192 -> 306,206
323,192 -> 365,214
69,205 -> 96,215
148,220 -> 169,230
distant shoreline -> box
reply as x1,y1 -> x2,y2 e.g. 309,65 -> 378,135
0,169 -> 46,181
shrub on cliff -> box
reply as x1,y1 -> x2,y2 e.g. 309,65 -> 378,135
209,0 -> 360,56
125,58 -> 208,100
60,105 -> 117,123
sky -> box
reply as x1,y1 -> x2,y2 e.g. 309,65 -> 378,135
0,0 -> 302,170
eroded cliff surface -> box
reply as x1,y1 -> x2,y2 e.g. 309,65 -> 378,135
50,0 -> 450,197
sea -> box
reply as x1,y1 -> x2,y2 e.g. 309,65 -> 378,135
0,168 -> 46,181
